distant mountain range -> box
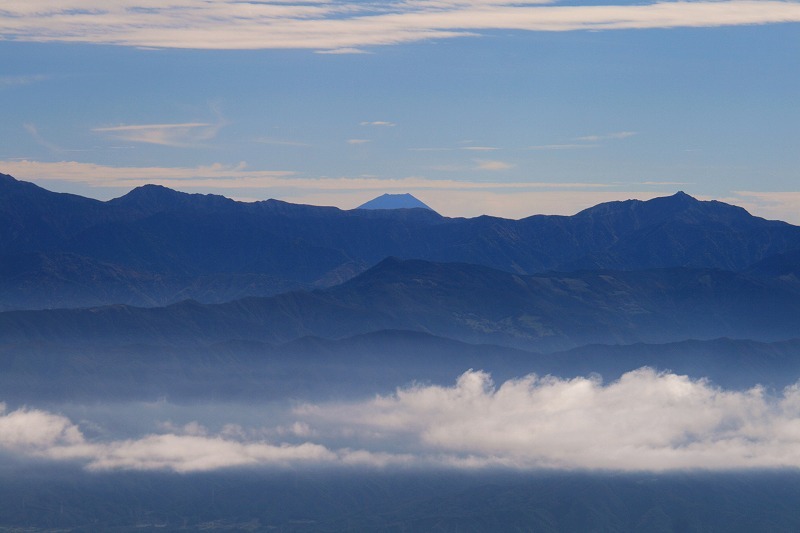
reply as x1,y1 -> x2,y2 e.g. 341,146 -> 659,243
2,173 -> 800,311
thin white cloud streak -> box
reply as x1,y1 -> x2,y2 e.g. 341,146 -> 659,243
0,158 -> 607,191
1,160 -> 295,187
476,159 -> 513,170
6,368 -> 800,472
93,121 -> 224,147
575,131 -> 638,143
360,121 -> 396,127
2,1 -> 800,51
639,180 -> 693,186
528,132 -> 637,150
346,138 -> 371,145
316,47 -> 372,54
0,74 -> 49,87
527,143 -> 596,150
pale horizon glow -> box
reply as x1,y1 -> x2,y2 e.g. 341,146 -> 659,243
2,160 -> 798,223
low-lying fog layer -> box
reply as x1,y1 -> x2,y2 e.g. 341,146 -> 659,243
4,367 -> 800,472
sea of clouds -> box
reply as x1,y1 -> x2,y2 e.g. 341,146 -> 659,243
4,367 -> 800,473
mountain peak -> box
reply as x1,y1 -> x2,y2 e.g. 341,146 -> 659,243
357,193 -> 434,211
639,190 -> 701,212
110,184 -> 233,213
669,190 -> 698,203
118,183 -> 183,200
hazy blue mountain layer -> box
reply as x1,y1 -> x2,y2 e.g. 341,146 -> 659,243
2,333 -> 799,403
2,257 -> 799,352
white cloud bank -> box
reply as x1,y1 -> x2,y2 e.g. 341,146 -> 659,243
1,1 -> 800,51
5,368 -> 800,473
305,368 -> 800,471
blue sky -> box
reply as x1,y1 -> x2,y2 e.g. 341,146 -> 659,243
1,1 -> 798,221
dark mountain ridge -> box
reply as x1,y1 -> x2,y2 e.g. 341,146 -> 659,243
2,172 -> 799,310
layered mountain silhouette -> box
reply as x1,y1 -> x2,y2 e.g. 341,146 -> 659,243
2,257 -> 799,351
2,173 -> 799,311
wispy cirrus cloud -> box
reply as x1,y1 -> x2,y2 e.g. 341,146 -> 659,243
575,131 -> 638,143
6,368 -> 800,473
476,159 -> 513,171
527,143 -> 597,150
92,121 -> 223,147
1,1 -> 800,52
0,74 -> 49,88
410,145 -> 501,152
0,160 -> 294,188
462,146 -> 499,151
528,131 -> 637,150
360,121 -> 395,127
